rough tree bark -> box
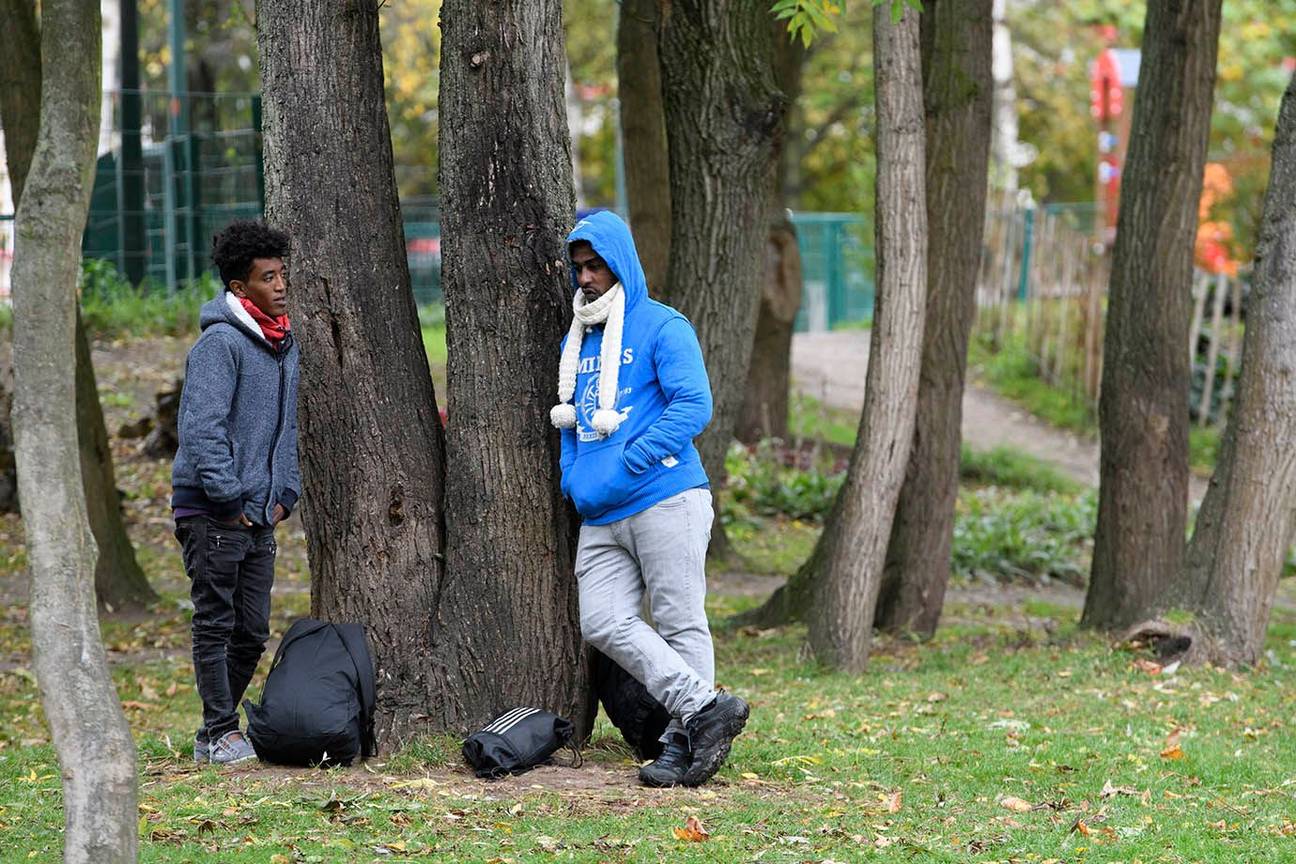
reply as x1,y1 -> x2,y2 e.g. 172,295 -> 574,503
258,0 -> 449,747
876,0 -> 993,638
10,1 -> 138,860
805,3 -> 928,672
616,0 -> 671,296
1083,0 -> 1223,631
260,0 -> 593,744
1174,76 -> 1296,667
1,0 -> 154,607
657,0 -> 786,551
737,24 -> 807,445
436,0 -> 593,734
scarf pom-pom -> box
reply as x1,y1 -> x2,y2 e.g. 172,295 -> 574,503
551,403 -> 578,429
592,408 -> 622,436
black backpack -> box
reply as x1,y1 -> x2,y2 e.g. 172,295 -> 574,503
592,650 -> 671,761
244,618 -> 376,767
462,707 -> 576,779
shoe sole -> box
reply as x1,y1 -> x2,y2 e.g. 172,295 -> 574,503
681,701 -> 749,787
639,768 -> 686,788
210,752 -> 257,765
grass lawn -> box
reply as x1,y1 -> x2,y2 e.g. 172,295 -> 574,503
0,326 -> 1289,861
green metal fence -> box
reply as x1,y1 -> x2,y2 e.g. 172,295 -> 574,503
790,213 -> 873,332
4,91 -> 870,320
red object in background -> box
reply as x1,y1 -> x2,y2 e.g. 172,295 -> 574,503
1090,49 -> 1123,119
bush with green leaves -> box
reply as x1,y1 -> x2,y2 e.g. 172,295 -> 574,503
952,488 -> 1096,585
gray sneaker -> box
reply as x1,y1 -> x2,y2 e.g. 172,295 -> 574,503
194,730 -> 209,764
209,730 -> 257,765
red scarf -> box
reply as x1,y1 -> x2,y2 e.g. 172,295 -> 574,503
239,297 -> 291,346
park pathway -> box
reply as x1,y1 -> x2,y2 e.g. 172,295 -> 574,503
790,330 -> 1210,502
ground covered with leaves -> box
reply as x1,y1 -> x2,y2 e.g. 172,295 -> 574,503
0,334 -> 1294,862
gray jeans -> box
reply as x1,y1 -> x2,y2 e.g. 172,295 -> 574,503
577,487 -> 716,741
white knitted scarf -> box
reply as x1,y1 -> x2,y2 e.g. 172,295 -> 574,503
551,282 -> 626,437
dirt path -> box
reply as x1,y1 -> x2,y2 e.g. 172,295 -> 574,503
791,331 -> 1209,502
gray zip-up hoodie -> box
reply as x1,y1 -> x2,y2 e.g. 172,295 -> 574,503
171,293 -> 300,526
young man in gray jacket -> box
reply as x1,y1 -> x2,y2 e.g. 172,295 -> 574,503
171,220 -> 300,764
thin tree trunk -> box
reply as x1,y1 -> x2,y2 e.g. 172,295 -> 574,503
737,218 -> 802,443
1083,0 -> 1223,631
1177,76 -> 1296,667
2,0 -> 153,606
657,0 -> 786,552
0,0 -> 41,515
616,0 -> 671,296
807,4 -> 927,672
258,0 -> 450,748
738,25 -> 806,445
11,1 -> 138,860
876,0 -> 993,638
77,311 -> 156,609
436,0 -> 594,736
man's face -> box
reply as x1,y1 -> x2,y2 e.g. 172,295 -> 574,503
232,257 -> 288,317
570,242 -> 615,301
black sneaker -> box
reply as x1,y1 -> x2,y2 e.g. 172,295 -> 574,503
638,735 -> 692,788
681,693 -> 748,787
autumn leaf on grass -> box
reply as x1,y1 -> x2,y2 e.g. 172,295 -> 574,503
999,796 -> 1035,813
1160,728 -> 1186,760
673,815 -> 710,842
1100,780 -> 1139,799
881,790 -> 902,813
1132,658 -> 1163,675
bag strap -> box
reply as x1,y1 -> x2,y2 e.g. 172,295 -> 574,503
334,623 -> 378,758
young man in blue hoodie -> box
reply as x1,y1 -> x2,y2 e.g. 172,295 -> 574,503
172,220 -> 300,765
551,211 -> 749,787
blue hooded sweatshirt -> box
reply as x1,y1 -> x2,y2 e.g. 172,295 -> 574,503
559,211 -> 712,524
171,294 -> 301,526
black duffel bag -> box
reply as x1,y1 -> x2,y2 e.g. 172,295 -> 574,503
244,618 -> 376,767
462,707 -> 575,779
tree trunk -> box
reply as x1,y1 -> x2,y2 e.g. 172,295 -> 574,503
436,0 -> 594,736
0,0 -> 40,198
988,0 -> 1019,192
77,311 -> 156,609
876,0 -> 993,639
738,25 -> 807,445
10,1 -> 138,860
0,0 -> 41,515
259,0 -> 450,748
657,0 -> 786,543
616,0 -> 671,296
737,217 -> 803,443
2,0 -> 152,606
806,4 -> 927,672
1083,0 -> 1223,631
1177,76 -> 1296,667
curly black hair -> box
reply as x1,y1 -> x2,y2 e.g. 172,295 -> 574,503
211,219 -> 291,290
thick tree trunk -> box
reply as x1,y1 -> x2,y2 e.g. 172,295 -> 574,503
876,0 -> 993,638
616,0 -> 671,296
738,27 -> 806,445
806,5 -> 927,672
77,311 -> 156,609
657,0 -> 786,528
1177,77 -> 1296,667
436,0 -> 593,736
10,1 -> 138,860
258,0 -> 450,747
1083,0 -> 1223,631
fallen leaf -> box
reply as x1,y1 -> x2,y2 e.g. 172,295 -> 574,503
535,836 -> 560,852
673,815 -> 710,842
927,692 -> 948,703
1161,745 -> 1185,760
1072,819 -> 1091,836
1132,658 -> 1162,675
1000,796 -> 1034,812
120,700 -> 158,711
1100,780 -> 1139,799
883,790 -> 902,813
